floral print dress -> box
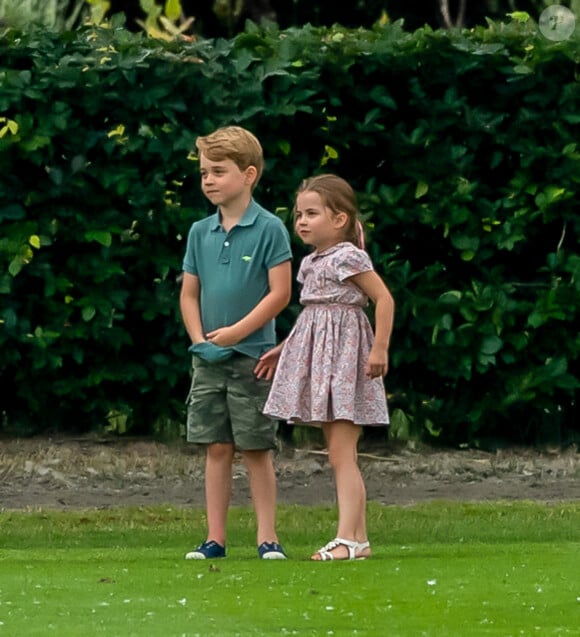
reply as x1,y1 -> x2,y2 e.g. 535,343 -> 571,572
263,242 -> 389,427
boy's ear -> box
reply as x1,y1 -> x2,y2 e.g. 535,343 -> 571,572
245,165 -> 258,186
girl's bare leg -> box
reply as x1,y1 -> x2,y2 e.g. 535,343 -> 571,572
312,420 -> 371,560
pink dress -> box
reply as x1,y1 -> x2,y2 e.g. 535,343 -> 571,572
264,242 -> 389,426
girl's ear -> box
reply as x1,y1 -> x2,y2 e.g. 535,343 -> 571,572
334,211 -> 349,229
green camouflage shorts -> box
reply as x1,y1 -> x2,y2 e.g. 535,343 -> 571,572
185,353 -> 278,450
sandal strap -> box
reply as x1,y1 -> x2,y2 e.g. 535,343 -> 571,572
334,537 -> 359,559
334,537 -> 361,548
317,538 -> 342,553
336,538 -> 370,554
317,549 -> 335,561
316,537 -> 369,560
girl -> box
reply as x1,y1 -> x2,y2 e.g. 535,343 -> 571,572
256,174 -> 395,561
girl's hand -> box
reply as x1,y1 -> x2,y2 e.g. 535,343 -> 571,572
365,347 -> 389,378
254,344 -> 283,381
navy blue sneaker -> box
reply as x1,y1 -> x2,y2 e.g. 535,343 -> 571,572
258,542 -> 287,560
185,540 -> 226,560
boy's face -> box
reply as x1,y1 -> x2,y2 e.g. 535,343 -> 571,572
199,154 -> 256,208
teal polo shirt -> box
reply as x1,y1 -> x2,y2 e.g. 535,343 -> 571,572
182,199 -> 292,359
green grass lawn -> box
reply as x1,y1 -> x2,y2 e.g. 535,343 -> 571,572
1,501 -> 579,636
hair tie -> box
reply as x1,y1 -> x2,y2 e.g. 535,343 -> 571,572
356,219 -> 366,250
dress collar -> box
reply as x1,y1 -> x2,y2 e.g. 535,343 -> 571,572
311,241 -> 352,259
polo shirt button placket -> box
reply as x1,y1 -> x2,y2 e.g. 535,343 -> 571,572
220,239 -> 230,264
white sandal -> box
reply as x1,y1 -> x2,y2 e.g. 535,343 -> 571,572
313,537 -> 371,561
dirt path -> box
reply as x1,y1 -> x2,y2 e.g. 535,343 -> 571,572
0,437 -> 578,510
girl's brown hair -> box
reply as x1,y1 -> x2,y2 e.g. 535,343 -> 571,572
295,174 -> 365,249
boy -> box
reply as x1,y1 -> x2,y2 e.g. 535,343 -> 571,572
180,126 -> 292,560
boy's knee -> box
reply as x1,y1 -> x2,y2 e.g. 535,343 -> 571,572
207,442 -> 235,462
241,448 -> 275,470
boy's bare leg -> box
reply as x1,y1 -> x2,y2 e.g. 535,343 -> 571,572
205,442 -> 235,546
242,449 -> 279,545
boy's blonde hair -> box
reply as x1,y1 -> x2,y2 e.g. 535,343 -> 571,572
195,126 -> 264,190
295,174 -> 365,249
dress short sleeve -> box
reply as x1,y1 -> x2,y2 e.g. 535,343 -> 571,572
334,245 -> 374,282
296,252 -> 313,285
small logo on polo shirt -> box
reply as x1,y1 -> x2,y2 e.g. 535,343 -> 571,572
242,255 -> 252,262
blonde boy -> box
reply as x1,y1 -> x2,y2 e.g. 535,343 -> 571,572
180,126 -> 292,559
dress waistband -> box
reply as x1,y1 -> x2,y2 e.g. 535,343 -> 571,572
302,302 -> 362,309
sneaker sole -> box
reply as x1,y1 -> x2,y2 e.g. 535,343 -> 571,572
260,552 -> 287,560
185,553 -> 206,559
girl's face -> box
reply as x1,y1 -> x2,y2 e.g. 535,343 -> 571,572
294,191 -> 347,252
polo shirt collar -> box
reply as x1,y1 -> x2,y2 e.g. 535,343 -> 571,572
210,198 -> 260,232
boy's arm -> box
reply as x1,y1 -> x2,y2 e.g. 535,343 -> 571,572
206,260 -> 292,347
348,270 -> 395,378
179,272 -> 205,344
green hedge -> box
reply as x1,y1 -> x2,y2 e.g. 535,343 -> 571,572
1,17 -> 578,445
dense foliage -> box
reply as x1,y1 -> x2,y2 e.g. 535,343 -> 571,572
0,16 -> 578,445
2,1 -> 577,38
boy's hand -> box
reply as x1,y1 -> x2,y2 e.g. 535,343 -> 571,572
205,326 -> 241,347
254,344 -> 283,381
365,347 -> 388,378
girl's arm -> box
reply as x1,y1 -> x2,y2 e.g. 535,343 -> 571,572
348,270 -> 395,378
254,341 -> 285,380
